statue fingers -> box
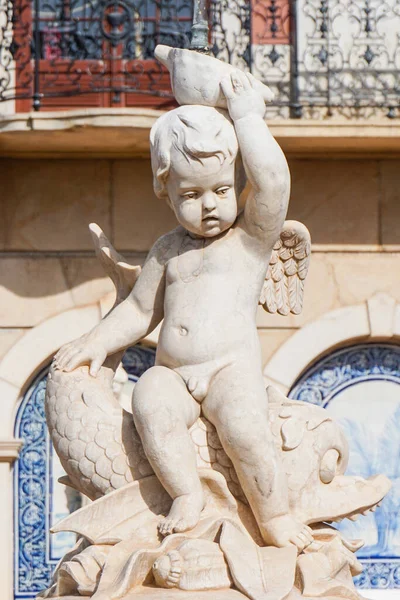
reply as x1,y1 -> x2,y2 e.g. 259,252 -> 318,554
55,335 -> 87,364
245,72 -> 256,88
63,350 -> 88,372
55,350 -> 73,370
246,71 -> 262,89
89,354 -> 106,378
58,346 -> 80,365
56,347 -> 82,370
303,528 -> 314,546
54,343 -> 74,363
296,530 -> 313,550
230,71 -> 245,93
237,70 -> 251,90
290,534 -> 306,552
220,76 -> 235,100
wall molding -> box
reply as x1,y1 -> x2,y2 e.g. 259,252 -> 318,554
263,293 -> 400,393
0,439 -> 23,462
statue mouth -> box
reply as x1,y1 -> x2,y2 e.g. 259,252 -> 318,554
293,473 -> 392,526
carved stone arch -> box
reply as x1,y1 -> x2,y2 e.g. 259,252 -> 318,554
263,293 -> 400,394
0,305 -> 102,441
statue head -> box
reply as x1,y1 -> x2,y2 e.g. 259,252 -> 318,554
150,105 -> 246,238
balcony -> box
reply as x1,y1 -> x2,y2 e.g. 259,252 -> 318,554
0,0 -> 399,118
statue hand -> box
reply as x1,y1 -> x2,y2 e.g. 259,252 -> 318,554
220,70 -> 266,122
54,333 -> 107,377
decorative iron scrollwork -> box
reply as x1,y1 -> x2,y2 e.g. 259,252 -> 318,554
0,1 -> 399,118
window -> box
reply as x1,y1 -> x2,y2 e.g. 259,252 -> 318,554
14,0 -> 194,110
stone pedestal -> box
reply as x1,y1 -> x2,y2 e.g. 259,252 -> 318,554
52,590 -> 367,600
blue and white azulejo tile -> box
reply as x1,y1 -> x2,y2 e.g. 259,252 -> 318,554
290,343 -> 400,591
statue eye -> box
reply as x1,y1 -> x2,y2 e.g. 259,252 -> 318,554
216,187 -> 230,196
182,192 -> 198,200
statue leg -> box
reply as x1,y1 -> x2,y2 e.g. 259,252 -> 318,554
202,363 -> 314,551
132,366 -> 204,535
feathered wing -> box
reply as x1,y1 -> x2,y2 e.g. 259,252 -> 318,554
89,222 -> 142,304
259,220 -> 311,316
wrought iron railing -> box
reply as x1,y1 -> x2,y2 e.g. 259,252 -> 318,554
0,0 -> 399,117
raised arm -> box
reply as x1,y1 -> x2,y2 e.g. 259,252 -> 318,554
55,236 -> 167,375
221,71 -> 290,246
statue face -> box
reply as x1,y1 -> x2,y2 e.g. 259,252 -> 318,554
166,152 -> 238,238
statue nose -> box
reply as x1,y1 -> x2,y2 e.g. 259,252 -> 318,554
203,193 -> 217,211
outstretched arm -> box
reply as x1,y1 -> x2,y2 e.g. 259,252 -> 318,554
55,237 -> 167,375
221,71 -> 290,247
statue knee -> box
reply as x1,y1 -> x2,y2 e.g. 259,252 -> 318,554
217,412 -> 271,456
132,366 -> 165,417
132,366 -> 180,425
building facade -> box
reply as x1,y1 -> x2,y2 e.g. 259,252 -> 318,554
1,1 -> 400,599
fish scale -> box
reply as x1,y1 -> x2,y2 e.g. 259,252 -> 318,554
46,363 -> 390,529
45,220 -> 310,503
45,364 -> 241,503
45,223 -> 391,538
46,366 -> 152,500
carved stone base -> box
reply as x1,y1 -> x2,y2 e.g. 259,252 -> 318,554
42,471 -> 373,600
46,589 -> 368,600
46,592 -> 246,600
125,589 -> 367,600
115,589 -> 244,599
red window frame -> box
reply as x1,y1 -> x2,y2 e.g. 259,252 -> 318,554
13,0 -> 192,111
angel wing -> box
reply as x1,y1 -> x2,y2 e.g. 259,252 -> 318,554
259,220 -> 311,316
89,222 -> 141,304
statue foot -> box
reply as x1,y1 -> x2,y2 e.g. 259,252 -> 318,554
158,490 -> 205,536
260,514 -> 314,552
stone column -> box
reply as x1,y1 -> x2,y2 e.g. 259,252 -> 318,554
0,439 -> 24,600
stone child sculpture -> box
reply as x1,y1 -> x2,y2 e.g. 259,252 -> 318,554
45,47 -> 392,600
54,69 -> 312,550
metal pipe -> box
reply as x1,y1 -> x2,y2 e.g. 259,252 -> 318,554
190,0 -> 209,52
289,0 -> 302,118
33,0 -> 41,110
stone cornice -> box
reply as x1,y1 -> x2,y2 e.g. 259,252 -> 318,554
1,108 -> 399,158
0,439 -> 24,462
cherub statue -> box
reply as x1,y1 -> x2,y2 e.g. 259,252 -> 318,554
54,65 -> 312,551
44,46 -> 391,600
